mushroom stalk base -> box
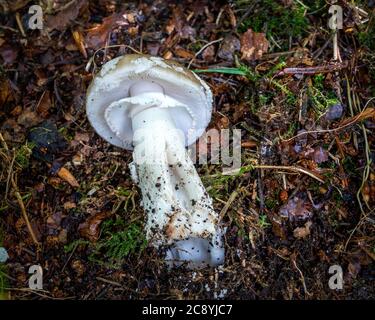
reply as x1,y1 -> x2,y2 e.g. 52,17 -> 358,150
129,106 -> 224,268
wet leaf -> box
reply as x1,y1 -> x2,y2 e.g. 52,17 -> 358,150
240,29 -> 269,61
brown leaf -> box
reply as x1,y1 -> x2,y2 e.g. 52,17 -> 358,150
17,108 -> 42,128
72,30 -> 87,59
293,221 -> 312,239
279,196 -> 312,221
240,29 -> 269,61
241,140 -> 257,148
85,13 -> 127,49
36,91 -> 51,118
0,44 -> 18,65
57,167 -> 79,188
202,45 -> 215,62
218,35 -> 240,61
78,212 -> 108,242
45,0 -> 87,32
174,46 -> 195,59
0,77 -> 11,106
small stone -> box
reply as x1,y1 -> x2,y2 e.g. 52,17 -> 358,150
0,247 -> 9,263
325,103 -> 343,121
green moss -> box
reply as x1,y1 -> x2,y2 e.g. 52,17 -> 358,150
237,0 -> 310,49
15,141 -> 35,169
65,218 -> 147,268
258,214 -> 271,228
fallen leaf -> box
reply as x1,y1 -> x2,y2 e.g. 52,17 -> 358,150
202,45 -> 215,62
78,212 -> 108,242
36,91 -> 51,118
0,77 -> 11,106
57,167 -> 79,188
72,30 -> 87,59
17,108 -> 43,128
174,46 -> 195,59
312,146 -> 329,163
240,29 -> 269,61
218,35 -> 240,61
293,221 -> 312,239
63,201 -> 76,210
0,44 -> 18,65
241,140 -> 257,148
85,13 -> 127,49
279,195 -> 312,221
45,0 -> 87,31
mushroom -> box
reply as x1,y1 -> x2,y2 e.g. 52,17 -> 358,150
86,54 -> 224,268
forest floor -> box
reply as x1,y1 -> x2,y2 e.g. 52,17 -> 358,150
0,0 -> 374,299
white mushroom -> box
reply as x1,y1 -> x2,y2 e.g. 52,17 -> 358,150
86,54 -> 224,268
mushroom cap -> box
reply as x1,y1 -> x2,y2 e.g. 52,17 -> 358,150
86,54 -> 213,150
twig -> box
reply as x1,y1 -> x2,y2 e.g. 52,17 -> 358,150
15,12 -> 26,37
252,165 -> 325,183
219,190 -> 238,220
276,61 -> 347,76
283,105 -> 375,142
0,133 -> 40,247
10,176 -> 40,247
187,38 -> 223,69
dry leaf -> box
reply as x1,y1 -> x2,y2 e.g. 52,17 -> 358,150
36,91 -> 51,118
85,13 -> 127,49
293,221 -> 312,239
240,29 -> 269,61
72,30 -> 87,59
241,140 -> 257,148
279,196 -> 312,221
45,0 -> 87,31
218,35 -> 240,61
174,46 -> 195,59
57,167 -> 79,188
78,212 -> 108,242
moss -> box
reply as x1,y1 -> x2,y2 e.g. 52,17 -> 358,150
65,218 -> 147,269
15,141 -> 35,169
237,0 -> 310,49
91,220 -> 147,268
258,214 -> 271,228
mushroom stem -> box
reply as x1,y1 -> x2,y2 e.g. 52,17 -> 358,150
118,82 -> 224,268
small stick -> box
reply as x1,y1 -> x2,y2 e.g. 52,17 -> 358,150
15,12 -> 26,37
187,38 -> 223,69
10,176 -> 40,247
0,133 -> 40,247
252,165 -> 325,183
